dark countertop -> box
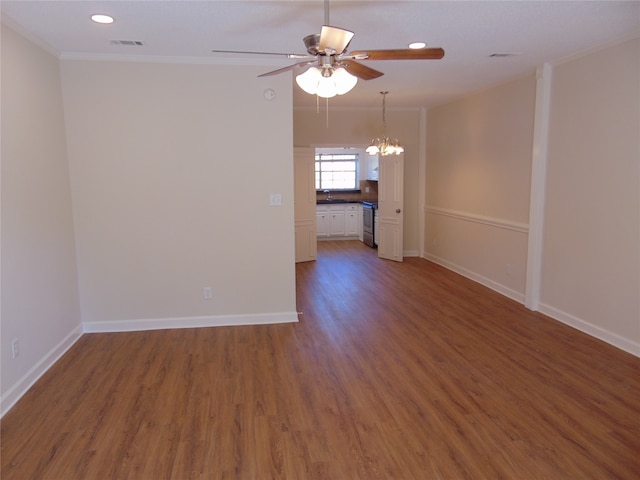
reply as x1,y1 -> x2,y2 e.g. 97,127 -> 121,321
316,199 -> 364,204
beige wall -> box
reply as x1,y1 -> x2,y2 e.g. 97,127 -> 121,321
2,25 -> 298,413
60,60 -> 297,329
294,107 -> 422,254
424,74 -> 536,301
424,37 -> 640,354
1,25 -> 82,412
541,38 -> 640,345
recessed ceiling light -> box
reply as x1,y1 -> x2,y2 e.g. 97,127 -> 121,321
91,14 -> 115,24
409,42 -> 426,50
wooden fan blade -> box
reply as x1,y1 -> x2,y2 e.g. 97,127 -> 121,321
318,25 -> 354,55
348,48 -> 445,60
258,60 -> 316,77
341,60 -> 384,80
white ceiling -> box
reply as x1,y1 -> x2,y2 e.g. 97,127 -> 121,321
2,1 -> 639,109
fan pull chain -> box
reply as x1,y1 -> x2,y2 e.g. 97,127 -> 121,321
313,95 -> 330,129
326,97 -> 330,129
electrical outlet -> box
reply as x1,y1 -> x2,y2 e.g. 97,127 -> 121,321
203,287 -> 213,299
506,264 -> 512,276
11,339 -> 19,359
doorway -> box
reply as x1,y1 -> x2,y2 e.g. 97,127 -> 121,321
294,146 -> 404,263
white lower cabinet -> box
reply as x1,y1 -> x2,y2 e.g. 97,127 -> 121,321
316,209 -> 329,237
317,203 -> 361,238
345,204 -> 359,237
329,207 -> 345,236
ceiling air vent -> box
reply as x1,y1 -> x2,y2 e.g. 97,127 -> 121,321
489,53 -> 521,58
110,40 -> 145,47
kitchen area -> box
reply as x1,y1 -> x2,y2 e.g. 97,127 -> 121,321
315,148 -> 379,248
316,195 -> 378,247
295,145 -> 404,264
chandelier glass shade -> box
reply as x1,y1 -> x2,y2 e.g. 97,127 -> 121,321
296,65 -> 358,98
367,91 -> 404,156
365,137 -> 404,156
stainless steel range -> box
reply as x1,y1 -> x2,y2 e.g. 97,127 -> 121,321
362,202 -> 378,248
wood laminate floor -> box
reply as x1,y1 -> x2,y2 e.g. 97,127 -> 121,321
2,240 -> 639,479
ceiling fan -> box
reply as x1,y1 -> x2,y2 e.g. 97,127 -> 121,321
211,0 -> 444,98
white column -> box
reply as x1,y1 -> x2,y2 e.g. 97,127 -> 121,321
418,107 -> 427,258
525,63 -> 553,310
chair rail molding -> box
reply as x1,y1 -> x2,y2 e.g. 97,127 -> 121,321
424,206 -> 529,234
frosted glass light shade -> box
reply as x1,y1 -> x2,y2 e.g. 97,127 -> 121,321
316,77 -> 337,98
332,67 -> 358,95
296,67 -> 322,95
366,142 -> 380,155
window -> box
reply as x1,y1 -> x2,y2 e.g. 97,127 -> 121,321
315,153 -> 359,190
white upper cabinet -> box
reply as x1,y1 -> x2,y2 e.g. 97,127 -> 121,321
366,154 -> 379,181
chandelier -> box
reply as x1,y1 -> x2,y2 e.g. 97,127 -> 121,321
296,56 -> 358,99
366,91 -> 404,156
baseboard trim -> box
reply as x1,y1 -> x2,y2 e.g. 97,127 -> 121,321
1,325 -> 83,418
422,253 -> 639,358
317,237 -> 360,242
423,253 -> 525,304
539,303 -> 640,358
82,312 -> 300,333
1,312 -> 299,418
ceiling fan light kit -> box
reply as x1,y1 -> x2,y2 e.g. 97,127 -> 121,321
295,65 -> 358,98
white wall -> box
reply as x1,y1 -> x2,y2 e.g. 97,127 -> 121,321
60,59 -> 298,331
1,25 -> 82,414
424,74 -> 536,302
540,38 -> 640,350
294,107 -> 422,255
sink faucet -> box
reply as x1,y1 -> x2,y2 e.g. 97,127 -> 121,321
323,189 -> 333,200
